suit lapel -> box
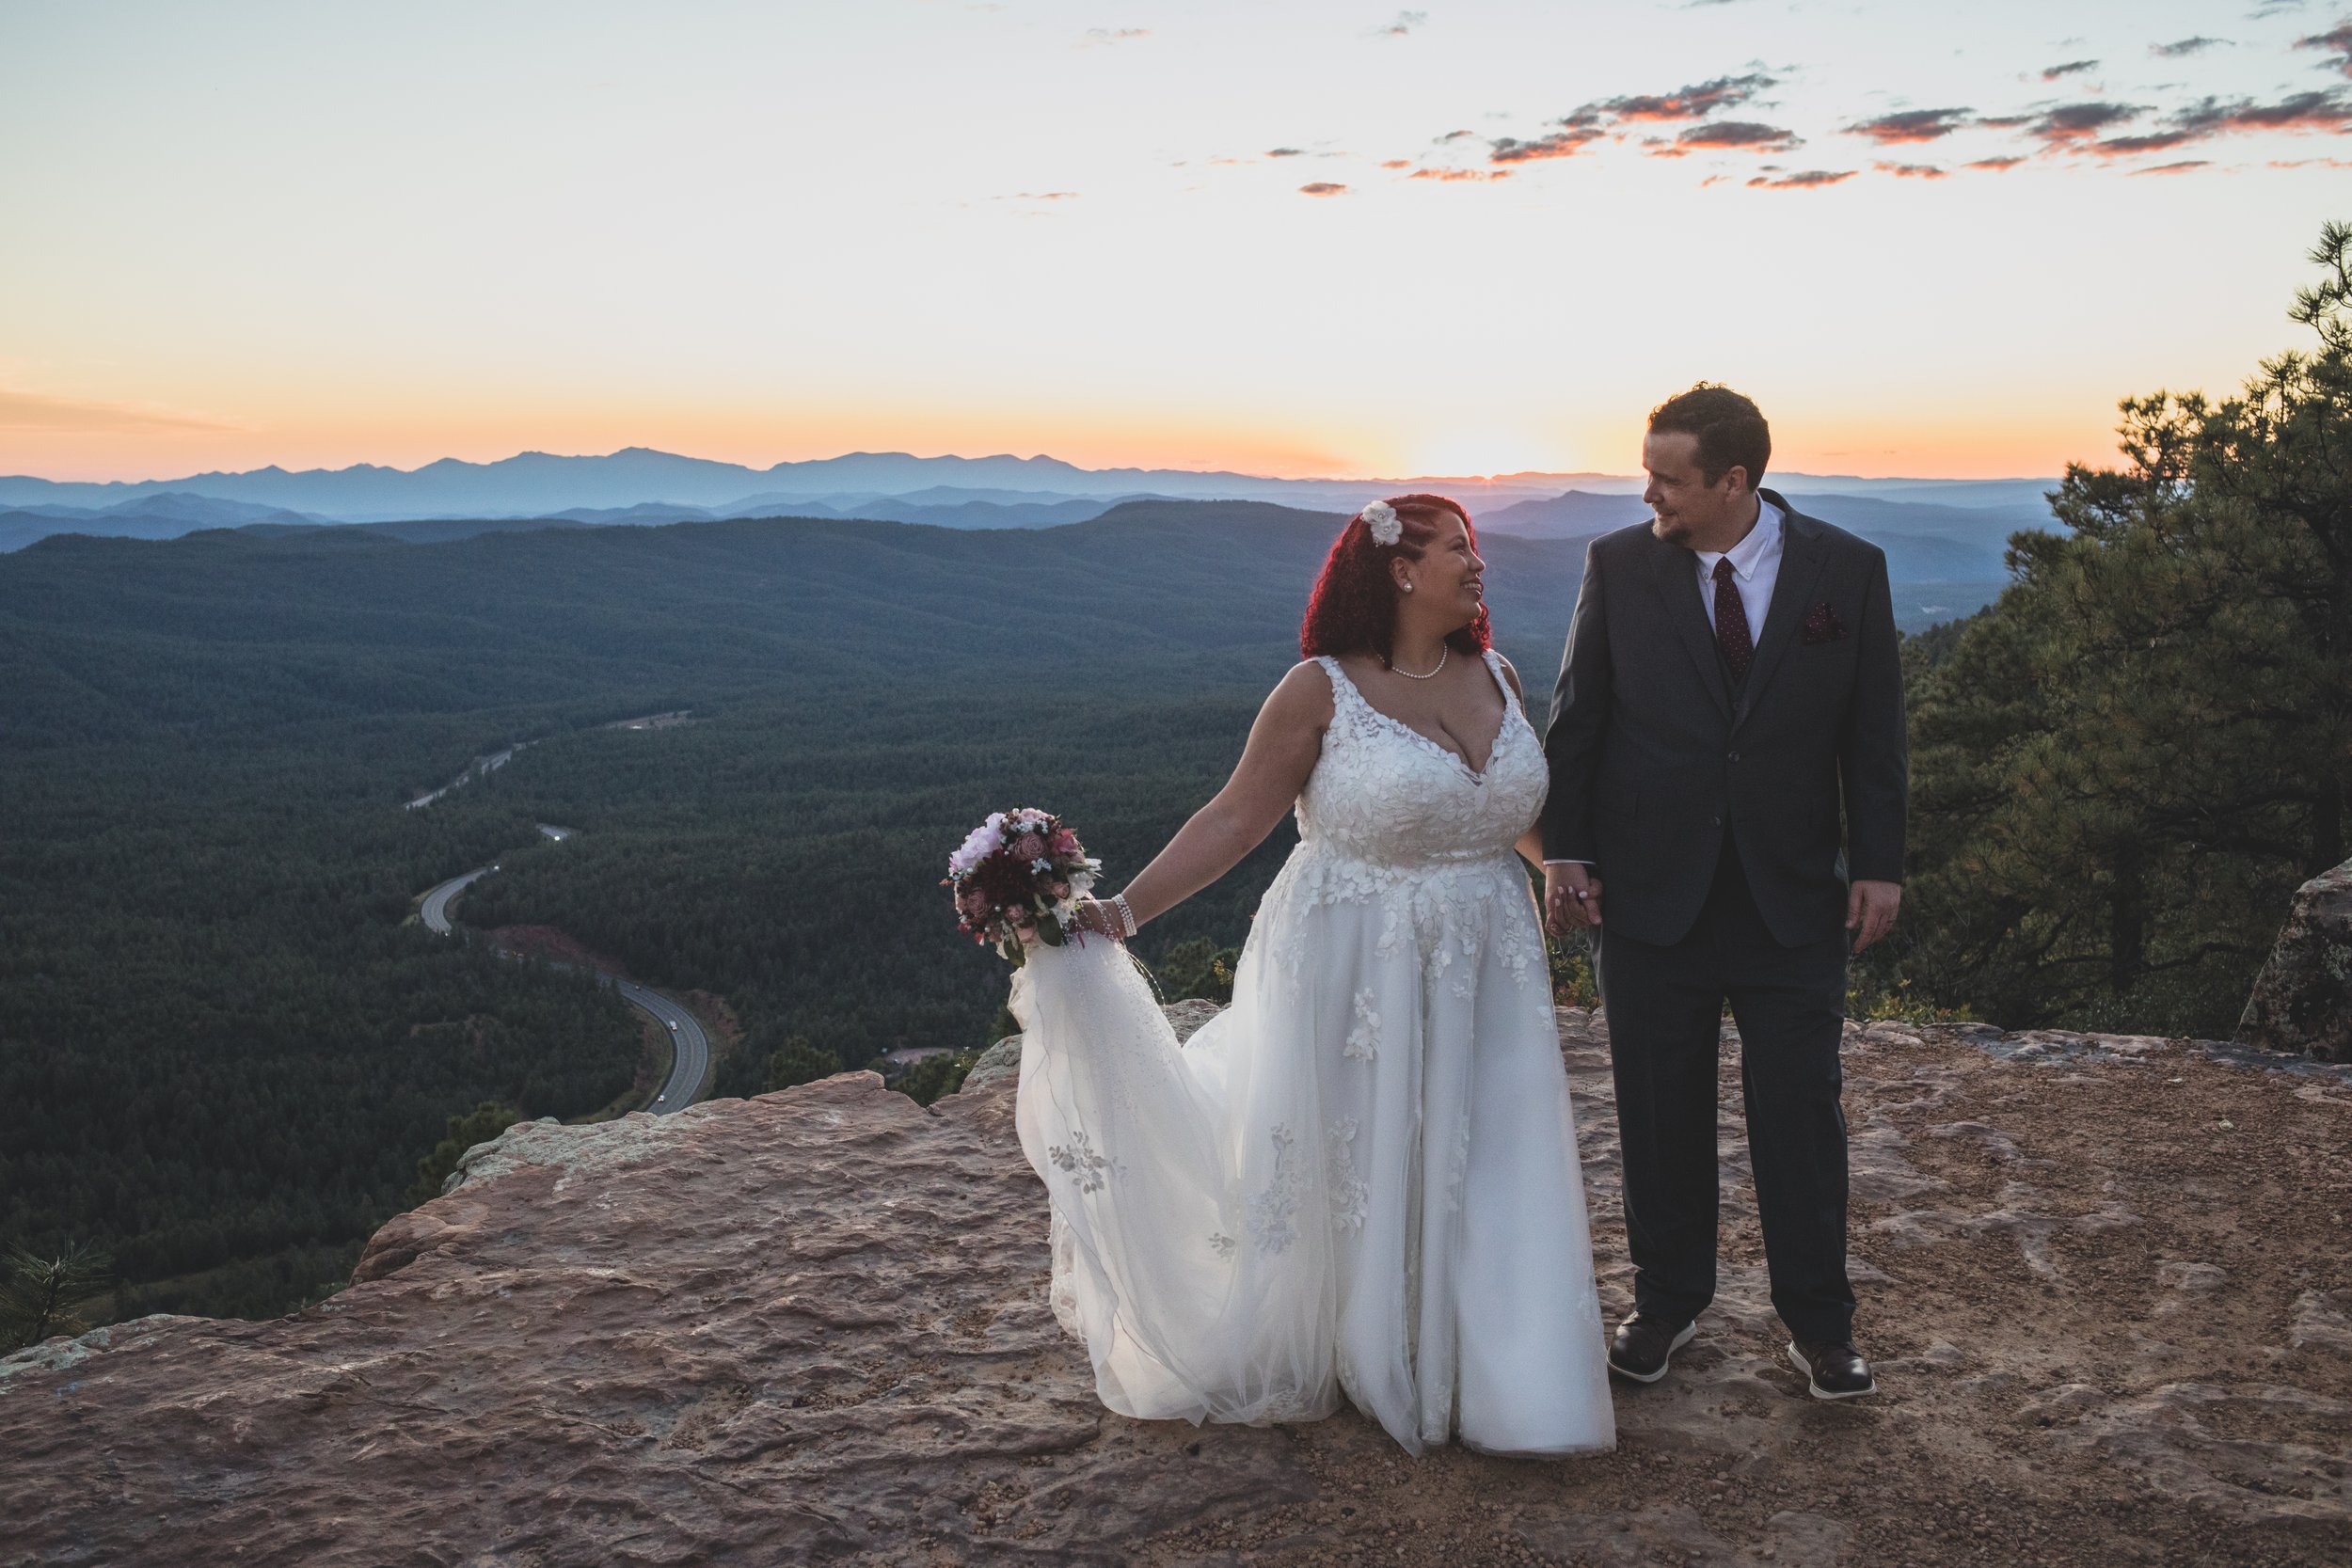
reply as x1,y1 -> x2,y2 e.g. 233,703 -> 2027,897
1650,531 -> 1734,722
1734,498 -> 1830,730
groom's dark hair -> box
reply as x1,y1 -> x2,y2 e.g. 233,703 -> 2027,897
1648,384 -> 1770,490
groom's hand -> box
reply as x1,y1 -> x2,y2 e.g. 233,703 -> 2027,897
1847,879 -> 1901,953
1543,862 -> 1602,935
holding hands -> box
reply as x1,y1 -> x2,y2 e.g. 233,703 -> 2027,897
1542,863 -> 1604,938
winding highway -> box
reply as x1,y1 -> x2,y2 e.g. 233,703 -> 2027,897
417,848 -> 709,1116
404,744 -> 528,811
419,867 -> 490,934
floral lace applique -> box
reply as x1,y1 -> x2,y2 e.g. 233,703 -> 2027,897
1047,1211 -> 1083,1338
1496,908 -> 1539,990
1247,1124 -> 1301,1254
1208,1231 -> 1237,1259
1048,1129 -> 1117,1194
1345,988 -> 1380,1061
1326,1118 -> 1369,1230
1295,654 -> 1546,875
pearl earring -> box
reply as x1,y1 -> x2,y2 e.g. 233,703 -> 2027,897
1402,581 -> 1414,593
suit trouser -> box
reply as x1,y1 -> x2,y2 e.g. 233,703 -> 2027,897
1593,842 -> 1855,1343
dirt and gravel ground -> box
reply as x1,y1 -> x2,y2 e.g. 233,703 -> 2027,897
1139,1015 -> 2352,1568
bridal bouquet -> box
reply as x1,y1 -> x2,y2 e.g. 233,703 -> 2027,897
945,807 -> 1103,958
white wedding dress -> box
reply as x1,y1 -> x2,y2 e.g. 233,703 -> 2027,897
1011,651 -> 1615,1456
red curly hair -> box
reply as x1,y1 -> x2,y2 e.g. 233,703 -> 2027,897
1299,493 -> 1492,666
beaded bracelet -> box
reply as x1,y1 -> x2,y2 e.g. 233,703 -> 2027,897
1110,894 -> 1137,937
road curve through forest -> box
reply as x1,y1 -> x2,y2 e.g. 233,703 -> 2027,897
417,851 -> 709,1116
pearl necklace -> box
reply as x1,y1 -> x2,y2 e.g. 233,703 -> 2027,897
1391,645 -> 1448,680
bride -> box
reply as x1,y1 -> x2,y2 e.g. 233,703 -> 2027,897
1010,495 -> 1615,1457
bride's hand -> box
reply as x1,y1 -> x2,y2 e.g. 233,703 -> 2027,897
1071,898 -> 1126,941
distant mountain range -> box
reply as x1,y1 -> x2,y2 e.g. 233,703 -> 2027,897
0,445 -> 2060,527
0,449 -> 1601,523
1478,488 -> 2038,582
0,450 -> 2059,625
0,491 -> 319,552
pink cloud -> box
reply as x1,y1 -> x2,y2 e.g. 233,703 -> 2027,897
1846,108 -> 1975,145
1746,169 -> 1854,189
1587,73 -> 1778,123
1673,120 -> 1804,154
2298,24 -> 2352,79
1488,125 -> 1610,163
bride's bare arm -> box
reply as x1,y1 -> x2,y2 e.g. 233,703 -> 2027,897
1491,655 -> 1551,872
1081,662 -> 1333,933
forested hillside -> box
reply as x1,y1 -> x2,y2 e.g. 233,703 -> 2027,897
0,500 -> 1582,1323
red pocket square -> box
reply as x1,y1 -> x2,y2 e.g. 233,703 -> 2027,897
1800,602 -> 1848,644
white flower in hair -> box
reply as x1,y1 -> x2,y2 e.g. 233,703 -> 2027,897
1361,499 -> 1401,546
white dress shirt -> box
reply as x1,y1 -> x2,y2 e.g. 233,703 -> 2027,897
1543,496 -> 1784,869
1693,496 -> 1783,647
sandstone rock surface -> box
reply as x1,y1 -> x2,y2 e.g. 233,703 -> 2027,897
5,1010 -> 2350,1566
2238,855 -> 2352,1061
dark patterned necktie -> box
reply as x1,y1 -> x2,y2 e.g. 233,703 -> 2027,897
1712,557 -> 1754,680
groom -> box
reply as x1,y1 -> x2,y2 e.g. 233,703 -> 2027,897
1539,384 -> 1906,1401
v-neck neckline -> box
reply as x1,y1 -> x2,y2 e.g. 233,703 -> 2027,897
1327,654 -> 1516,780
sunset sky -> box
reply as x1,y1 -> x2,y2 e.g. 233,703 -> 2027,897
5,1 -> 2350,483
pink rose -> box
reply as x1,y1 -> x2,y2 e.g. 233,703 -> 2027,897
1013,833 -> 1046,861
1050,828 -> 1079,855
1050,881 -> 1071,898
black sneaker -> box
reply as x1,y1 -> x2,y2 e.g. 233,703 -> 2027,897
1787,1338 -> 1876,1400
1608,1315 -> 1697,1383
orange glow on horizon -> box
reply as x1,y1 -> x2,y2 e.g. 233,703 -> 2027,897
3,401 -> 2129,487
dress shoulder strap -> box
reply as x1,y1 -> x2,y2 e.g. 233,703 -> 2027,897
1311,655 -> 1383,744
1479,647 -> 1525,720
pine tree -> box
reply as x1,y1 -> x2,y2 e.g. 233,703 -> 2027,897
1,1242 -> 111,1352
1890,223 -> 2352,1034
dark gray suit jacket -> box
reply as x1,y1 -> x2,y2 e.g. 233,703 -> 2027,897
1540,490 -> 1907,949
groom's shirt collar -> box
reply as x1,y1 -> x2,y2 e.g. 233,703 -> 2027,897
1699,495 -> 1781,582
1693,495 -> 1784,643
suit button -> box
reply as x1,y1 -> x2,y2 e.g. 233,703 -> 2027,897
1727,751 -> 1740,763
1711,816 -> 1723,827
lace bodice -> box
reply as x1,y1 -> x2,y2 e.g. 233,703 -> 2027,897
1296,652 -> 1548,867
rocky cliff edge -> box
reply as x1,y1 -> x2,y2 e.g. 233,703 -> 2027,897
5,1007 -> 2350,1566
